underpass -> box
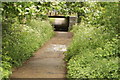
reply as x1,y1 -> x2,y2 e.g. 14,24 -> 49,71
49,16 -> 77,31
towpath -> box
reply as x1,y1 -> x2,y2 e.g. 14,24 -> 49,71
11,31 -> 72,78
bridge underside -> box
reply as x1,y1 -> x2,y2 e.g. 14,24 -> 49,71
48,16 -> 69,31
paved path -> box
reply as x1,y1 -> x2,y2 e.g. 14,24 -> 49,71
11,31 -> 72,78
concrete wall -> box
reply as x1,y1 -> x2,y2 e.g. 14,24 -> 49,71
48,16 -> 77,31
49,16 -> 69,31
69,16 -> 77,30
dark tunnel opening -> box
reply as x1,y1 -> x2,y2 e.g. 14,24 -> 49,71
49,16 -> 69,32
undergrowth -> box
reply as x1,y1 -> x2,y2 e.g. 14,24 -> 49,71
65,2 -> 119,79
1,18 -> 54,79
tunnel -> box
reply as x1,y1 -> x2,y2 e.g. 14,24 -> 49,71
49,16 -> 69,31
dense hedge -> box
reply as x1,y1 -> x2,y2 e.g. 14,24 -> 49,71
1,19 -> 54,79
65,2 -> 119,79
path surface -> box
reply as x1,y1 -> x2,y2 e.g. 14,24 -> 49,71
11,31 -> 72,78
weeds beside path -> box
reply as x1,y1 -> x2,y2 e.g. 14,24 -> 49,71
10,31 -> 72,78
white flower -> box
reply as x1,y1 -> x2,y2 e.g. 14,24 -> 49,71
32,13 -> 35,15
19,5 -> 22,7
25,12 -> 29,14
25,8 -> 30,10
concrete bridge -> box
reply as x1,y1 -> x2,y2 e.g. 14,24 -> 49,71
48,16 -> 77,31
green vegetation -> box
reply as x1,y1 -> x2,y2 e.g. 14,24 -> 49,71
1,1 -> 119,79
1,2 -> 55,79
1,19 -> 54,79
65,2 -> 119,79
49,18 -> 55,24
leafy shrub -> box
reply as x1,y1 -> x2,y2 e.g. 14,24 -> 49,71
1,19 -> 54,79
68,56 -> 119,78
66,2 -> 119,79
66,24 -> 119,79
0,55 -> 12,79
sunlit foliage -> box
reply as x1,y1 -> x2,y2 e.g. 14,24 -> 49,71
65,2 -> 119,79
